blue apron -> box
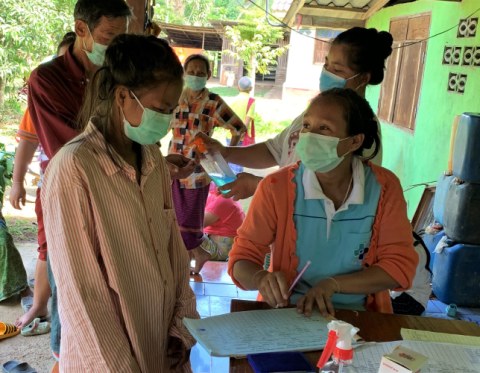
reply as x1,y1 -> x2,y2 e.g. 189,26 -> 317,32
291,162 -> 381,310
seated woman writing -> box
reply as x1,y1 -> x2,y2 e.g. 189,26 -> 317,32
227,88 -> 419,317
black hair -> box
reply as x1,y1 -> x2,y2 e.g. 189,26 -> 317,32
332,27 -> 393,86
57,32 -> 76,55
184,54 -> 211,75
77,35 -> 184,165
311,88 -> 381,160
74,0 -> 133,31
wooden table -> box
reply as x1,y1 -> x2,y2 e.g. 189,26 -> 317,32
229,299 -> 480,373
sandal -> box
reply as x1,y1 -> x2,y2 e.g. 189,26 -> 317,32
0,322 -> 20,340
20,297 -> 48,322
3,362 -> 37,373
20,297 -> 33,314
2,361 -> 20,373
21,318 -> 50,337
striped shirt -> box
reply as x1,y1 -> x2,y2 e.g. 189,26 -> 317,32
42,122 -> 199,373
168,88 -> 245,189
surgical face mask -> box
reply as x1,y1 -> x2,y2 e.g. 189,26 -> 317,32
319,68 -> 360,92
83,25 -> 108,67
123,91 -> 173,145
296,132 -> 350,173
185,75 -> 207,91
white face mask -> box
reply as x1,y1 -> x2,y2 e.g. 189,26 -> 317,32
296,132 -> 350,173
83,25 -> 108,67
123,91 -> 173,145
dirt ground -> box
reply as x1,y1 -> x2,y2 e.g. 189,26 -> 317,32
0,243 -> 55,373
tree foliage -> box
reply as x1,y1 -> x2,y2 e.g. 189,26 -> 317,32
0,0 -> 75,83
223,9 -> 288,77
153,0 -> 241,26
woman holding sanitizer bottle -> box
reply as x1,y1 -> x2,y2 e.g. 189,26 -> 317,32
168,54 -> 246,274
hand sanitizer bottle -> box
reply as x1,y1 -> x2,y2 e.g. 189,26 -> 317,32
318,321 -> 360,373
191,138 -> 237,193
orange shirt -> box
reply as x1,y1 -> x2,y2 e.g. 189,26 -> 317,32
228,161 -> 418,314
16,108 -> 38,143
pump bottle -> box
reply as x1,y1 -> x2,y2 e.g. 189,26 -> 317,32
191,138 -> 236,193
318,321 -> 360,373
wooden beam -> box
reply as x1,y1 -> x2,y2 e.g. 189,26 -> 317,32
283,0 -> 307,27
362,0 -> 390,20
298,5 -> 366,20
299,15 -> 365,29
126,0 -> 146,34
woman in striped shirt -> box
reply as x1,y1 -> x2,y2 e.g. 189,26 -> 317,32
42,34 -> 199,372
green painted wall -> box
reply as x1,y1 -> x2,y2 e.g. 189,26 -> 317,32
366,0 -> 480,218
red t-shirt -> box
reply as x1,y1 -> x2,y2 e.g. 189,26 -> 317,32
204,185 -> 245,237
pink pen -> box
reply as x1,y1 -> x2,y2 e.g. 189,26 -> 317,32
288,260 -> 311,293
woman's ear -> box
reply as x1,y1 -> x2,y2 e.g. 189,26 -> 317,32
115,87 -> 129,110
207,71 -> 213,80
350,133 -> 365,153
358,72 -> 371,88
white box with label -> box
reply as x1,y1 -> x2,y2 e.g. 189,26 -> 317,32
378,345 -> 428,373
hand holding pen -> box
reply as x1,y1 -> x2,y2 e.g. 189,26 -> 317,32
254,261 -> 312,310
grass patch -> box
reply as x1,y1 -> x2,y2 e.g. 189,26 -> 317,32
209,86 -> 272,99
5,217 -> 38,243
208,87 -> 239,97
254,87 -> 270,98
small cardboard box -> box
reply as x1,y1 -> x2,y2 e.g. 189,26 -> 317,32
378,345 -> 428,373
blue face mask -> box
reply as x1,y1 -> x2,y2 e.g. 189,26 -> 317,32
185,75 -> 207,91
319,68 -> 360,92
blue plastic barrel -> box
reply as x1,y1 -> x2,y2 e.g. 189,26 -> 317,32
433,173 -> 454,225
444,180 -> 480,245
453,113 -> 480,183
423,230 -> 446,272
432,242 -> 480,307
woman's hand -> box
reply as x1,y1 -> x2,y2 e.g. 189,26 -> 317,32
297,279 -> 337,318
165,154 -> 199,180
9,183 -> 27,210
192,132 -> 228,159
218,173 -> 262,200
255,271 -> 289,309
168,337 -> 191,371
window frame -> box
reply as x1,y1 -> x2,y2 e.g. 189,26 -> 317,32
377,12 -> 431,133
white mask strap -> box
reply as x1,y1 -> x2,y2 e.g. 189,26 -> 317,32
130,91 -> 145,111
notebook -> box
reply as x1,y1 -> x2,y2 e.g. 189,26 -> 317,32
247,352 -> 316,373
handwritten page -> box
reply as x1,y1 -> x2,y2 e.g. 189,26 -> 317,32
402,328 -> 480,347
353,341 -> 480,373
183,308 -> 330,357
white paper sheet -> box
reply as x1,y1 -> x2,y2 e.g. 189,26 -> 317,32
183,308 -> 330,357
353,341 -> 480,373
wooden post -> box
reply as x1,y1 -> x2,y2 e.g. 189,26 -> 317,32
127,0 -> 146,34
202,32 -> 205,50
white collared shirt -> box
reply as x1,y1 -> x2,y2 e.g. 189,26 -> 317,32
302,156 -> 365,237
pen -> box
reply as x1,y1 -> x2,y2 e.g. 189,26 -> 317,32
288,260 -> 311,293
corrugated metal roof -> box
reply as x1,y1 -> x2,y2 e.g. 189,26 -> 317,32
272,0 -> 294,12
272,0 -> 382,11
